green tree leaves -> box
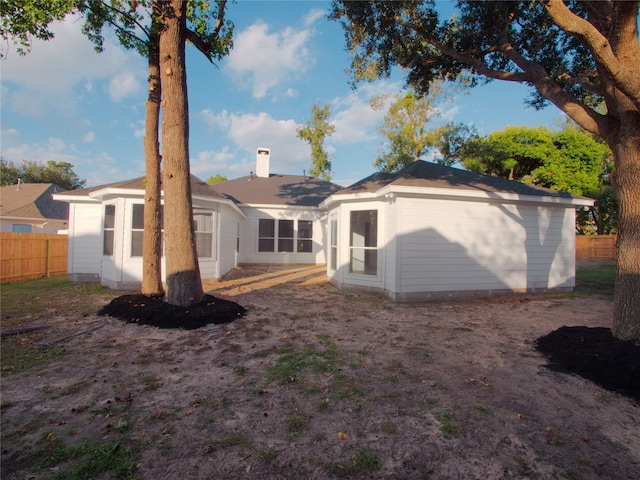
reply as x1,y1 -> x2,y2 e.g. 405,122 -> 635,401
0,158 -> 86,190
296,103 -> 336,181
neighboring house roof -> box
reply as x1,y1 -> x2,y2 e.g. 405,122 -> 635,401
210,174 -> 343,207
329,160 -> 593,205
54,175 -> 229,201
0,183 -> 69,221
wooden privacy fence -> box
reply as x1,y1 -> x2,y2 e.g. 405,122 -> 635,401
575,235 -> 617,260
0,233 -> 68,284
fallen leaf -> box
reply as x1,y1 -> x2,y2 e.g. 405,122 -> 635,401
338,432 -> 348,440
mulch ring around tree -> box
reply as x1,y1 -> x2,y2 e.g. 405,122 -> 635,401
536,326 -> 640,404
98,294 -> 247,330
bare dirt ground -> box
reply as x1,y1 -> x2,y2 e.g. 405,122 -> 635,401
2,264 -> 639,479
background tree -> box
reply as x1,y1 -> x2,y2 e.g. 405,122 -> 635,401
296,102 -> 335,181
331,0 -> 640,340
456,125 -> 615,233
206,174 -> 228,185
0,0 -> 74,57
461,126 -> 556,180
0,159 -> 86,190
370,82 -> 469,172
1,1 -> 233,303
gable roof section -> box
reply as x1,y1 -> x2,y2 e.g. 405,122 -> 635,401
210,174 -> 342,207
329,161 -> 593,206
0,183 -> 69,221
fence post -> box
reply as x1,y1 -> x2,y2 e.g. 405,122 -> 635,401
45,238 -> 51,277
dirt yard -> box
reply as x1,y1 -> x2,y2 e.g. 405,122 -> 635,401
1,265 -> 639,479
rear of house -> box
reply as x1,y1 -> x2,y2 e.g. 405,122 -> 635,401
323,161 -> 593,301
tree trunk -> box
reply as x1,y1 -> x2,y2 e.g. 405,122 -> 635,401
611,133 -> 640,340
141,14 -> 164,297
158,0 -> 204,307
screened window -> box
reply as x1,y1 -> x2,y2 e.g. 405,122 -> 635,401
298,220 -> 313,253
349,210 -> 377,275
258,219 -> 313,253
103,204 -> 115,256
278,220 -> 294,252
258,219 -> 275,252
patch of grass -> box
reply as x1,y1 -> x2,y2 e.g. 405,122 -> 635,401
435,412 -> 462,436
575,262 -> 615,298
1,277 -> 120,328
473,404 -> 489,414
256,447 -> 278,462
326,449 -> 381,477
286,413 -> 309,434
138,372 -> 163,391
58,380 -> 92,397
218,431 -> 252,449
0,344 -> 68,375
9,427 -> 139,480
264,335 -> 339,385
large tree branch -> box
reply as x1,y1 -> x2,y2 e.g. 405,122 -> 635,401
398,17 -> 613,140
398,18 -> 529,83
539,0 -> 640,108
185,0 -> 228,63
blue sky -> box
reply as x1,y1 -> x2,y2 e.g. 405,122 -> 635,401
0,1 -> 565,188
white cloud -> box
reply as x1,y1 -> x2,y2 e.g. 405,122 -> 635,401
1,13 -> 144,115
224,21 -> 313,99
196,108 -> 310,175
83,132 -> 96,143
330,80 -> 400,144
304,8 -> 327,27
190,146 -> 237,177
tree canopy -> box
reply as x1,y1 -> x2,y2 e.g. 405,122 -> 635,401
0,159 -> 86,190
370,82 -> 474,172
296,103 -> 336,181
331,0 -> 640,340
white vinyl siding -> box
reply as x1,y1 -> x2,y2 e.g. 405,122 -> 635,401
394,197 -> 574,294
66,202 -> 103,279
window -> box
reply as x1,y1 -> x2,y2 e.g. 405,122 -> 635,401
330,216 -> 337,271
103,204 -> 115,256
258,219 -> 275,252
12,224 -> 32,233
278,220 -> 294,252
131,204 -> 164,257
258,219 -> 313,253
349,210 -> 377,275
194,212 -> 214,258
298,220 -> 313,253
131,204 -> 144,257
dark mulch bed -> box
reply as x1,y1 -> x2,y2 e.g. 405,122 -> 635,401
536,326 -> 640,403
98,294 -> 246,330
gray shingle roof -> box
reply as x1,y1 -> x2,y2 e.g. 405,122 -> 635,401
210,174 -> 343,207
338,161 -> 591,200
54,175 -> 228,200
0,183 -> 69,220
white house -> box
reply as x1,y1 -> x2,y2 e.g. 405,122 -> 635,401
53,149 -> 341,289
54,151 -> 593,300
322,160 -> 593,301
